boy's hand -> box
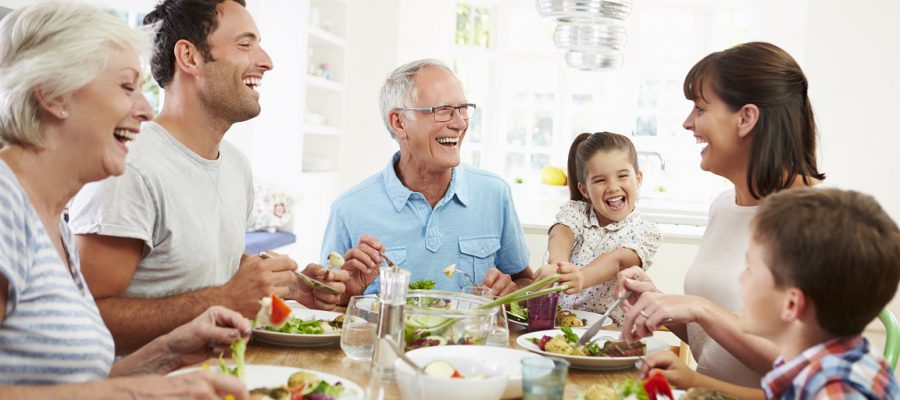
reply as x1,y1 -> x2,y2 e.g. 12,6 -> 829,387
640,350 -> 699,389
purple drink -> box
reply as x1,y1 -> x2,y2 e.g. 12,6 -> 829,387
526,292 -> 559,331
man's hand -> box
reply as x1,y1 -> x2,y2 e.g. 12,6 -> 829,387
292,263 -> 349,310
535,261 -> 582,295
482,268 -> 517,297
339,235 -> 385,302
220,252 -> 298,316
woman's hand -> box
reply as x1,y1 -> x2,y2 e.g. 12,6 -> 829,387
118,371 -> 248,399
640,350 -> 699,390
614,266 -> 660,305
620,292 -> 709,342
116,306 -> 251,376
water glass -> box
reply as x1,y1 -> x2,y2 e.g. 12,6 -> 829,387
526,292 -> 559,331
463,286 -> 510,347
341,295 -> 379,361
521,357 -> 569,400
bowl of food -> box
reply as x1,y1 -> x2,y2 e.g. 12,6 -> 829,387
403,290 -> 498,351
394,352 -> 508,400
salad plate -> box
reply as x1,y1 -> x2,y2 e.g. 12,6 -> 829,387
253,308 -> 342,347
516,328 -> 669,370
172,364 -> 362,400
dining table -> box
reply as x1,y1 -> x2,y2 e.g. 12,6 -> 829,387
244,325 -> 648,400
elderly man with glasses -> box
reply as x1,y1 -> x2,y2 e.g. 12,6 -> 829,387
322,59 -> 535,303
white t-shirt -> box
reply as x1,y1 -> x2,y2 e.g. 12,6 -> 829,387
69,122 -> 254,298
684,189 -> 761,387
555,200 -> 662,324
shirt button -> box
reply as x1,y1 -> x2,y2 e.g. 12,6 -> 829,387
481,249 -> 486,256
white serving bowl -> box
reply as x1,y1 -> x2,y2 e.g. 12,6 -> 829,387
403,345 -> 533,399
394,352 -> 508,400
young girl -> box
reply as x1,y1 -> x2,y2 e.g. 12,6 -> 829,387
536,132 -> 661,324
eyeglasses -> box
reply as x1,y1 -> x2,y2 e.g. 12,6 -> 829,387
394,103 -> 477,122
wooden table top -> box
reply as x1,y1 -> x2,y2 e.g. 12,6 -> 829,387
244,327 -> 641,400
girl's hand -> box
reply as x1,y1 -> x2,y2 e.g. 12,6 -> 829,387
620,292 -> 707,342
554,262 -> 582,295
640,350 -> 699,390
533,263 -> 559,289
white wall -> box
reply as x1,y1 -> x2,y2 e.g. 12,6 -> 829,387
804,0 -> 900,320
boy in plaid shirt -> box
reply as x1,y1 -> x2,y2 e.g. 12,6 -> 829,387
743,188 -> 899,399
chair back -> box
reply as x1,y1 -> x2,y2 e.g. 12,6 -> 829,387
879,309 -> 900,370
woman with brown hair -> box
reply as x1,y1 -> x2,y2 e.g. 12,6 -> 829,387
614,42 -> 824,398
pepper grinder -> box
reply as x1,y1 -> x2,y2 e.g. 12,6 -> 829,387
365,266 -> 410,399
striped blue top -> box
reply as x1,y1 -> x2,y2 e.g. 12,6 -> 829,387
0,160 -> 114,384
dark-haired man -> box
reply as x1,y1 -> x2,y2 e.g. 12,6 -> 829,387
69,0 -> 347,354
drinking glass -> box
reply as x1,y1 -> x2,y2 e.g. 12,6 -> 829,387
341,295 -> 379,361
526,292 -> 559,331
463,286 -> 509,347
521,357 -> 569,400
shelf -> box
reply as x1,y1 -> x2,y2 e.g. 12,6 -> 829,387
306,75 -> 343,92
304,125 -> 341,136
308,27 -> 347,48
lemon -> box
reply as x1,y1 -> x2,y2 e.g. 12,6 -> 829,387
540,166 -> 567,186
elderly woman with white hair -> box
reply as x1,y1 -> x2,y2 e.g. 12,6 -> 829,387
0,2 -> 249,398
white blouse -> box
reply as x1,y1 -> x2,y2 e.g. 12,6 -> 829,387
554,200 -> 662,324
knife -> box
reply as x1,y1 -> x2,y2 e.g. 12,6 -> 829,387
259,251 -> 340,295
575,290 -> 632,346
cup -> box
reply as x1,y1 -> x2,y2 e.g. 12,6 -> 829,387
521,357 -> 569,400
463,286 -> 509,347
340,295 -> 380,361
526,292 -> 559,331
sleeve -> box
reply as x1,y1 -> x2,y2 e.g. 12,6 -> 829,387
554,200 -> 587,238
319,203 -> 354,267
494,182 -> 530,275
0,180 -> 29,312
619,219 -> 662,271
67,165 -> 156,253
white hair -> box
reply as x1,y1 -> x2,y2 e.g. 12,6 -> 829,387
0,0 -> 154,148
378,58 -> 455,139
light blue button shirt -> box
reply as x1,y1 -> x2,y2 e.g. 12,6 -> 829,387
320,152 -> 530,294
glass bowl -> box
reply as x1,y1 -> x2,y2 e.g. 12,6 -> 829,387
404,290 -> 498,351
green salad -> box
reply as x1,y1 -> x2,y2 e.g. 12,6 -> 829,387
263,315 -> 343,335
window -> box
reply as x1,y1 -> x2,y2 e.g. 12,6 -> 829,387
108,7 -> 162,114
447,0 -> 767,217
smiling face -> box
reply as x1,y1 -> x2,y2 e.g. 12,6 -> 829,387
65,45 -> 152,180
394,66 -> 468,174
197,0 -> 272,123
739,238 -> 790,339
577,150 -> 642,226
682,82 -> 751,180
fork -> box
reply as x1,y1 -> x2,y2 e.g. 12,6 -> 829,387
381,252 -> 399,273
457,270 -> 478,287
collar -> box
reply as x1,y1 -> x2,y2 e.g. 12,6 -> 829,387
582,201 -> 639,232
763,336 -> 866,398
382,151 -> 468,211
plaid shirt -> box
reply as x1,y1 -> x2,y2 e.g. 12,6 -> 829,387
762,336 -> 899,399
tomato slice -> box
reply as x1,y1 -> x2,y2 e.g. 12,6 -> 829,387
451,370 -> 463,378
270,294 -> 292,325
643,370 -> 674,400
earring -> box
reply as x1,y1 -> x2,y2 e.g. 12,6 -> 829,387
60,110 -> 68,118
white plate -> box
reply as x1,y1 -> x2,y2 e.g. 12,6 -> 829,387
172,364 -> 362,399
575,388 -> 686,399
516,328 -> 669,370
507,309 -> 613,329
404,345 -> 534,399
253,308 -> 342,347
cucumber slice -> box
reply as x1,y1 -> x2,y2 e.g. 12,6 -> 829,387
406,315 -> 446,329
423,360 -> 458,378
